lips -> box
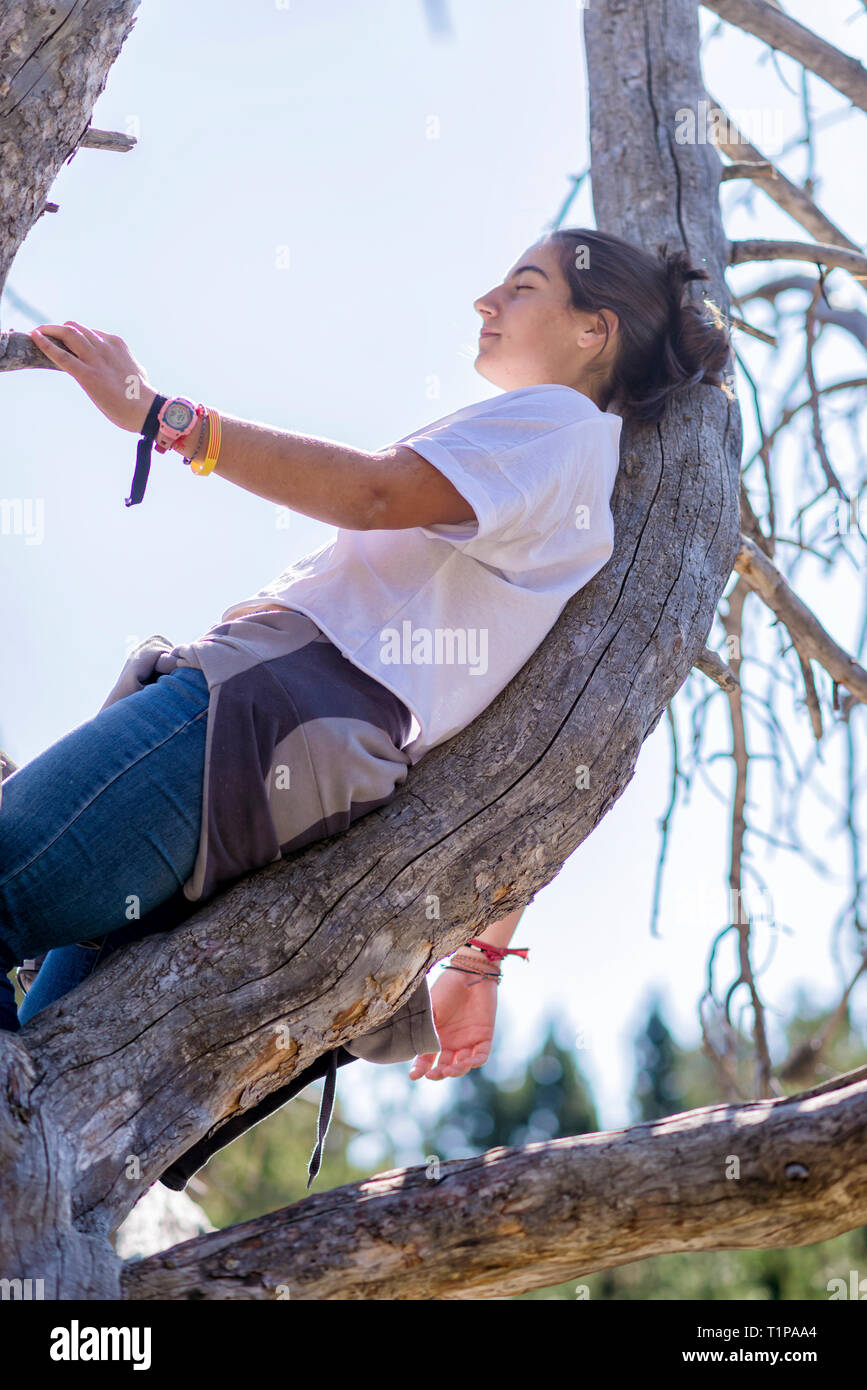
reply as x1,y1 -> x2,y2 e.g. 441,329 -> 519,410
480,330 -> 499,338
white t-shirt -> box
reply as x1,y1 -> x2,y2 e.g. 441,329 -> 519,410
221,384 -> 622,764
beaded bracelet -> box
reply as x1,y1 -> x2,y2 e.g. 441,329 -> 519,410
182,407 -> 208,466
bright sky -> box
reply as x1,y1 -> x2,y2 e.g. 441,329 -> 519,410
2,0 -> 866,1169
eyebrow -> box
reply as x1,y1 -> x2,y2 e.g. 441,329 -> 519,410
506,264 -> 550,281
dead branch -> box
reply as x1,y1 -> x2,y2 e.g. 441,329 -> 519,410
693,646 -> 741,691
707,91 -> 863,252
118,1067 -> 867,1299
720,159 -> 777,181
703,0 -> 867,112
79,127 -> 136,152
734,534 -> 867,702
728,238 -> 867,282
732,276 -> 867,351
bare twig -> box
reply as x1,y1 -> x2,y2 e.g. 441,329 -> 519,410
79,127 -> 136,152
720,159 -> 777,181
802,284 -> 846,496
732,276 -> 867,351
693,646 -> 741,690
729,313 -> 777,345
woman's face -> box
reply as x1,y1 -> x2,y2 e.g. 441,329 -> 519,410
473,237 -> 617,400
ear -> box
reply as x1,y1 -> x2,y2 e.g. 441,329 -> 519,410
596,307 -> 619,342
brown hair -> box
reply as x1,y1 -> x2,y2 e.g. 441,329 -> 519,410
545,227 -> 734,425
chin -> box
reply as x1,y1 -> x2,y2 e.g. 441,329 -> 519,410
473,353 -> 503,387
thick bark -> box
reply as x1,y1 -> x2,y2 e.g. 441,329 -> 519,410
119,1067 -> 867,1300
1,0 -> 746,1299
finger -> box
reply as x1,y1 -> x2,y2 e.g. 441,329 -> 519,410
408,1053 -> 437,1080
31,324 -> 91,362
445,1049 -> 477,1078
425,1050 -> 457,1081
30,327 -> 90,376
63,321 -> 106,347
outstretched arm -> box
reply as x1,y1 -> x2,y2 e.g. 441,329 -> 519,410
28,321 -> 475,531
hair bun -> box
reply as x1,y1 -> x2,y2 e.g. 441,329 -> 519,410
658,242 -> 711,308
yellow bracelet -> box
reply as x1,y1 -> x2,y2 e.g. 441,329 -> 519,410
191,407 -> 222,475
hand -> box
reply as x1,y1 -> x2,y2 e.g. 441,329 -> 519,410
28,321 -> 157,433
409,965 -> 498,1081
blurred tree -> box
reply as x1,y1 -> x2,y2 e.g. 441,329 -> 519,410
182,1083 -> 399,1230
631,994 -> 687,1121
418,1012 -> 598,1159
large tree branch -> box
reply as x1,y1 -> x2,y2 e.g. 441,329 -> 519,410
702,0 -> 867,112
119,1066 -> 867,1299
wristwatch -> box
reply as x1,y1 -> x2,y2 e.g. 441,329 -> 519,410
154,396 -> 198,454
125,392 -> 198,507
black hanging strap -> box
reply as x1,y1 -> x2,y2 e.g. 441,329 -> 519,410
126,393 -> 167,506
156,1043 -> 358,1193
307,1047 -> 340,1189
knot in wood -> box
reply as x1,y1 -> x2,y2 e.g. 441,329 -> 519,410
621,450 -> 642,477
784,1162 -> 809,1181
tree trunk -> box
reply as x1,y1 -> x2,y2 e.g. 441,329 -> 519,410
1,0 -> 750,1299
0,0 -> 141,306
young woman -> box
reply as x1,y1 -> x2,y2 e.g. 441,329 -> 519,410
0,227 -> 730,1177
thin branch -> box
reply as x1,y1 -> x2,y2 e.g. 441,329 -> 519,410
702,0 -> 867,111
729,313 -> 777,345
777,953 -> 867,1083
79,127 -> 136,152
734,534 -> 867,703
707,91 -> 862,252
719,159 -> 777,181
728,238 -> 867,282
802,284 -> 846,496
0,330 -> 63,370
693,645 -> 741,690
732,276 -> 867,351
720,579 -> 775,1095
796,651 -> 824,742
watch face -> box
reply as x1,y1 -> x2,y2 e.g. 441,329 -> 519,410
165,401 -> 194,430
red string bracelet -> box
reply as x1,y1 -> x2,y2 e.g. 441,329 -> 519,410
466,938 -> 530,963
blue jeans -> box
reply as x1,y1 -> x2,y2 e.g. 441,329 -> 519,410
0,665 -> 211,1028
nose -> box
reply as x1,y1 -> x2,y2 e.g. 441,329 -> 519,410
473,289 -> 499,319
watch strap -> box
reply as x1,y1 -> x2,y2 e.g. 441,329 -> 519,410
126,393 -> 167,507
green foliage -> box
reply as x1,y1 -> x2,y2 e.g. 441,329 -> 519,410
188,1082 -> 397,1230
419,1012 -> 598,1156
